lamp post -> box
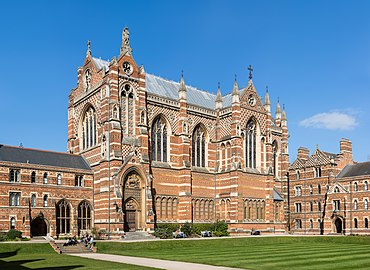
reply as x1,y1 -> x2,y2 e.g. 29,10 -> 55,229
107,82 -> 111,240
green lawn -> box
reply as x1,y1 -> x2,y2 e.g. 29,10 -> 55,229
0,243 -> 157,270
97,236 -> 370,270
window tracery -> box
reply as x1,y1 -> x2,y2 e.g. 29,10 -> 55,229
151,117 -> 168,162
192,125 -> 206,167
245,119 -> 257,169
82,107 -> 97,150
121,83 -> 135,135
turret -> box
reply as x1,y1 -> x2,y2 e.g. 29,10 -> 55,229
264,86 -> 271,114
232,77 -> 240,104
281,104 -> 287,127
275,98 -> 281,127
215,83 -> 223,110
178,72 -> 187,101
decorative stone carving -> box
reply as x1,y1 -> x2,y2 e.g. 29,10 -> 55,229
125,174 -> 140,189
120,27 -> 132,56
84,69 -> 92,91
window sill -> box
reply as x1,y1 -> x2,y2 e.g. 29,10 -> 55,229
152,161 -> 171,169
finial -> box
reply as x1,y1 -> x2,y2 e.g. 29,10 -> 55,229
266,85 -> 269,93
86,40 -> 91,56
179,70 -> 187,93
248,65 -> 253,80
216,82 -> 222,101
316,144 -> 319,150
216,82 -> 223,109
234,74 -> 237,82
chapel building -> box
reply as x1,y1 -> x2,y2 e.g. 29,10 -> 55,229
67,28 -> 289,235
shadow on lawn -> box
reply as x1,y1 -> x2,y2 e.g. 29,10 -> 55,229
0,249 -> 83,270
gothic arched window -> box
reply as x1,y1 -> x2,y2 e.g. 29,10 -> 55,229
151,117 -> 168,162
31,171 -> 36,183
192,125 -> 206,167
78,200 -> 92,232
245,119 -> 257,169
10,217 -> 16,230
56,199 -> 71,235
43,195 -> 48,207
121,83 -> 135,135
82,107 -> 97,150
272,141 -> 278,177
43,173 -> 48,184
31,194 -> 36,207
57,174 -> 62,185
364,199 -> 368,210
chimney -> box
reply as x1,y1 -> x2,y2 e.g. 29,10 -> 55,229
297,147 -> 310,161
340,138 -> 352,154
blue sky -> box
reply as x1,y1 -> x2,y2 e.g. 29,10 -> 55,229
1,0 -> 370,162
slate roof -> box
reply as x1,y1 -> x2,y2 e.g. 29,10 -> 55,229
337,162 -> 370,178
92,57 -> 109,71
91,58 -> 235,110
273,189 -> 284,201
289,158 -> 305,170
305,149 -> 333,167
0,145 -> 91,171
146,74 -> 233,109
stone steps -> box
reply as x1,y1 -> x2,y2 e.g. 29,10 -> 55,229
55,242 -> 94,254
123,231 -> 156,241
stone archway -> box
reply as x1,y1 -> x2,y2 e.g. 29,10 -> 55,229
334,217 -> 343,234
31,213 -> 47,237
122,171 -> 144,232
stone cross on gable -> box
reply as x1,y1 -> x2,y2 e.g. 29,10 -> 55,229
248,65 -> 253,80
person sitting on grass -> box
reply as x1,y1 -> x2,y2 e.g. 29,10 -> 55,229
87,235 -> 95,249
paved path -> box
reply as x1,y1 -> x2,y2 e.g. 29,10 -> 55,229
69,253 -> 244,270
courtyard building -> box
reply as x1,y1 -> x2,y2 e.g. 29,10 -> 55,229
0,144 -> 93,238
289,138 -> 370,235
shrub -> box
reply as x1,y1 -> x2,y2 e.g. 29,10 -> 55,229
153,228 -> 173,239
192,223 -> 214,235
156,223 -> 179,232
213,221 -> 229,236
7,229 -> 22,240
180,222 -> 192,237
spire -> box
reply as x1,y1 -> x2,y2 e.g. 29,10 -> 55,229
120,27 -> 132,56
282,104 -> 287,120
232,75 -> 240,104
86,40 -> 91,57
232,75 -> 239,95
275,98 -> 281,119
216,82 -> 223,110
281,104 -> 288,127
178,71 -> 187,100
264,86 -> 271,114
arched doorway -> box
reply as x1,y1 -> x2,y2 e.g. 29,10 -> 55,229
335,218 -> 343,234
122,171 -> 144,232
31,213 -> 47,237
124,198 -> 138,231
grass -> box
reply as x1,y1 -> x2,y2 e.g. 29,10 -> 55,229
96,236 -> 370,270
0,243 -> 157,270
